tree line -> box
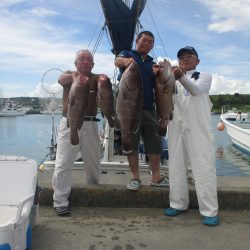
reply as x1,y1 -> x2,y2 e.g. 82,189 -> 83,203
2,94 -> 250,113
210,94 -> 250,112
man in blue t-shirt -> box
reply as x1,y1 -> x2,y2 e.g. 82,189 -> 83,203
115,31 -> 168,190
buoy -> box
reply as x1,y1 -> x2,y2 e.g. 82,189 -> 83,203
39,164 -> 45,172
217,121 -> 225,131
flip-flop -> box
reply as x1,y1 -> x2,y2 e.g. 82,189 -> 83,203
164,207 -> 187,217
202,216 -> 220,226
150,175 -> 169,187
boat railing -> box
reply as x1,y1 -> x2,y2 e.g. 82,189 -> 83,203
221,105 -> 239,114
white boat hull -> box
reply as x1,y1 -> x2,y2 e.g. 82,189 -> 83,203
221,114 -> 250,155
0,111 -> 25,117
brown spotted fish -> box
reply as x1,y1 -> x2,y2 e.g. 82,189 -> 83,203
154,59 -> 176,136
97,74 -> 115,128
116,61 -> 143,154
67,74 -> 89,145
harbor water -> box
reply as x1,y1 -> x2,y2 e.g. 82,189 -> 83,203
0,113 -> 249,176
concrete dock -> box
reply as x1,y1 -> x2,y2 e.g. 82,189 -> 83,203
32,167 -> 250,250
33,207 -> 250,250
38,168 -> 250,209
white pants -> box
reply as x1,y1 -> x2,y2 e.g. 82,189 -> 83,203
168,120 -> 218,217
52,117 -> 100,207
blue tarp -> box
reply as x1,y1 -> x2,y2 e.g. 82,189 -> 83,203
100,0 -> 147,55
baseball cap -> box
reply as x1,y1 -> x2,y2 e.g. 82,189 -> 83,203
177,46 -> 198,58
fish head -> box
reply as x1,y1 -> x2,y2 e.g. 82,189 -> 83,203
156,59 -> 174,83
126,61 -> 141,81
78,75 -> 89,85
98,74 -> 110,88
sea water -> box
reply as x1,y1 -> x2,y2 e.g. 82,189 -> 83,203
0,113 -> 249,176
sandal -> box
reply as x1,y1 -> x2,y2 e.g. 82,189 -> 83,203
164,207 -> 187,217
150,175 -> 169,187
202,216 -> 220,226
127,178 -> 141,190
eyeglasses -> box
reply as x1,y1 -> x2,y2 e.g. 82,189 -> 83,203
178,55 -> 196,60
78,57 -> 93,63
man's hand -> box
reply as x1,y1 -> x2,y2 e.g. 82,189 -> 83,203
115,57 -> 134,68
172,66 -> 184,80
152,64 -> 160,75
124,58 -> 134,68
153,59 -> 172,75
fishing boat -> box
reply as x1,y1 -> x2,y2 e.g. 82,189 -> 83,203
220,106 -> 250,155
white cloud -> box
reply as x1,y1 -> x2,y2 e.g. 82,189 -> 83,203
0,0 -> 27,8
0,0 -> 249,97
196,0 -> 250,33
25,7 -> 59,17
210,74 -> 250,95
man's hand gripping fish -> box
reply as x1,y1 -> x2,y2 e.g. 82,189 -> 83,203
154,59 -> 176,136
67,73 -> 89,145
116,61 -> 143,154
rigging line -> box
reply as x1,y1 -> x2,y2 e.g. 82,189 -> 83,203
87,13 -> 103,50
146,3 -> 169,59
138,21 -> 158,63
92,24 -> 105,55
151,49 -> 159,64
104,25 -> 113,52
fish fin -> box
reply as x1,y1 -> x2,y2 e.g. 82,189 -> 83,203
169,110 -> 173,120
133,123 -> 140,134
114,117 -> 121,130
108,117 -> 114,128
122,86 -> 129,101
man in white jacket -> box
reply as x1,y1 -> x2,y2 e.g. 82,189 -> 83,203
164,46 -> 219,226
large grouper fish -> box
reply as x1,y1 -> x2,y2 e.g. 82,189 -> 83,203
116,61 -> 143,154
67,73 -> 89,145
154,59 -> 176,136
97,74 -> 116,128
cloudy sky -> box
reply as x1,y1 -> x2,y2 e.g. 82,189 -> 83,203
0,0 -> 249,98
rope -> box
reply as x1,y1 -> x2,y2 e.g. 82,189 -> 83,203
146,4 -> 169,59
92,24 -> 105,55
104,24 -> 113,51
87,13 -> 103,50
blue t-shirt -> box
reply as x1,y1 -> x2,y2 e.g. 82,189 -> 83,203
117,50 -> 156,109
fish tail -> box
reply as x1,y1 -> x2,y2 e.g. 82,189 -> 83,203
121,136 -> 133,154
157,120 -> 167,137
70,132 -> 79,145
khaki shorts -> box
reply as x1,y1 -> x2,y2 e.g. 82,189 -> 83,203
132,109 -> 162,154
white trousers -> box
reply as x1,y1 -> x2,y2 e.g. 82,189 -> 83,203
168,120 -> 218,217
52,117 -> 100,207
